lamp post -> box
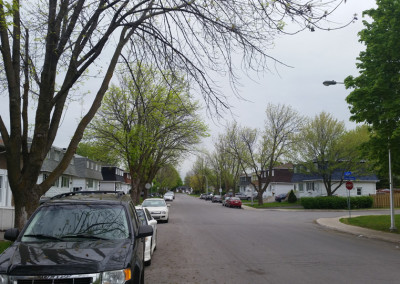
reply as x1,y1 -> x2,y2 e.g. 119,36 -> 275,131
323,79 -> 396,231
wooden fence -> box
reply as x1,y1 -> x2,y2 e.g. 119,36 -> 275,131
371,193 -> 400,208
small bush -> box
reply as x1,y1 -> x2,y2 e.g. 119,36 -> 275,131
300,196 -> 373,209
288,190 -> 297,203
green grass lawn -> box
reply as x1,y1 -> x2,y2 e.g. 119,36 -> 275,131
243,200 -> 302,208
340,215 -> 400,234
0,241 -> 12,254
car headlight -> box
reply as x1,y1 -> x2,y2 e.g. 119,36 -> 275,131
0,275 -> 9,284
161,211 -> 166,214
102,269 -> 131,284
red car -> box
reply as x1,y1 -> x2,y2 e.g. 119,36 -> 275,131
226,197 -> 242,208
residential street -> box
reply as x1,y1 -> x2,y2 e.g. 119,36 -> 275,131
145,194 -> 400,284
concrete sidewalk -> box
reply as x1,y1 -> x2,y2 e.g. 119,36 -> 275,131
316,216 -> 400,244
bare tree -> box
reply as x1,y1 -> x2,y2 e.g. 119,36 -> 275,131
0,0 -> 355,228
227,104 -> 302,204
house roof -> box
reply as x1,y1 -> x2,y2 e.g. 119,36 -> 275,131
74,156 -> 103,180
292,171 -> 379,183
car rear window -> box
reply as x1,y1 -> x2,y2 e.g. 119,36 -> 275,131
142,200 -> 166,207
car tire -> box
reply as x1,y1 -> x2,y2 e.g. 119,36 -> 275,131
145,258 -> 151,266
165,218 -> 169,223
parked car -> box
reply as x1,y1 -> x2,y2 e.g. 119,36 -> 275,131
200,193 -> 207,199
142,198 -> 170,223
226,197 -> 242,208
165,191 -> 175,199
235,192 -> 250,200
136,206 -> 158,266
0,191 -> 153,284
222,196 -> 230,206
205,193 -> 214,201
212,195 -> 222,203
275,193 -> 288,202
164,192 -> 174,201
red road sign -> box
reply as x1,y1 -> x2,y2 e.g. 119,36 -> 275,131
346,181 -> 353,190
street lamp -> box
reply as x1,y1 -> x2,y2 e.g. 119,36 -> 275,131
323,79 -> 397,231
322,80 -> 344,86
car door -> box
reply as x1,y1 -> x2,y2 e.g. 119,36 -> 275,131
145,208 -> 157,250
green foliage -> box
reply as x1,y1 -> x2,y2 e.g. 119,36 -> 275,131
300,196 -> 373,209
288,190 -> 297,203
295,112 -> 369,196
77,142 -> 120,166
0,241 -> 11,254
345,0 -> 400,186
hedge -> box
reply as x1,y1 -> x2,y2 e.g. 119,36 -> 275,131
300,196 -> 373,209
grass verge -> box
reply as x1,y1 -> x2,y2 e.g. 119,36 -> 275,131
244,201 -> 302,208
0,241 -> 12,254
340,215 -> 400,234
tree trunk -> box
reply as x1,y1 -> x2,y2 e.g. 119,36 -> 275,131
13,185 -> 42,230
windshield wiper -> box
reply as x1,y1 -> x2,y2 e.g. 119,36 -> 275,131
23,234 -> 62,241
62,234 -> 108,240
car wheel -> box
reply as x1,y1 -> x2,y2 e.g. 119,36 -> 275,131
145,258 -> 151,266
165,218 -> 169,223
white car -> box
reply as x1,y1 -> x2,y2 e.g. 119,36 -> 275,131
163,193 -> 174,201
135,206 -> 157,266
142,198 -> 170,223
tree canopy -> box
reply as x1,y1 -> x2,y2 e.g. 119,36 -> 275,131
345,0 -> 400,187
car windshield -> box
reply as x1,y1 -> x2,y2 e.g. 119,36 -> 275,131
22,204 -> 130,242
230,197 -> 240,201
136,209 -> 147,226
142,200 -> 166,207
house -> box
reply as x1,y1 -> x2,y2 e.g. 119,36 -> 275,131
41,152 -> 103,197
239,163 -> 294,198
292,168 -> 379,197
100,166 -> 130,193
0,139 -> 14,230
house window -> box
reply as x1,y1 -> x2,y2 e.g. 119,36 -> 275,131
54,151 -> 60,161
357,187 -> 362,196
61,176 -> 70,188
306,182 -> 314,191
43,173 -> 59,187
87,179 -> 94,188
298,183 -> 304,192
87,161 -> 90,168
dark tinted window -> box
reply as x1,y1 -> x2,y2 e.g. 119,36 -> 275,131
136,209 -> 147,225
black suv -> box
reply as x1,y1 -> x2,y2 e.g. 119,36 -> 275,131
0,191 -> 153,284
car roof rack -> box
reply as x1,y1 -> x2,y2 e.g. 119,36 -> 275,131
49,191 -> 125,201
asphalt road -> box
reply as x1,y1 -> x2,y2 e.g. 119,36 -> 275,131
145,194 -> 400,284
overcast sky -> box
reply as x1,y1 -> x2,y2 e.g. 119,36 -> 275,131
177,0 -> 377,178
0,0 -> 377,179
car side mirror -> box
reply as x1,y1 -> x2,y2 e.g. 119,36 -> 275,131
137,225 -> 153,238
167,204 -> 171,207
4,228 -> 20,242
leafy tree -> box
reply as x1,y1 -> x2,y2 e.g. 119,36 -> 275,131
154,165 -> 182,193
345,0 -> 400,187
295,113 -> 369,196
0,0 -> 358,228
84,64 -> 207,203
76,142 -> 119,166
